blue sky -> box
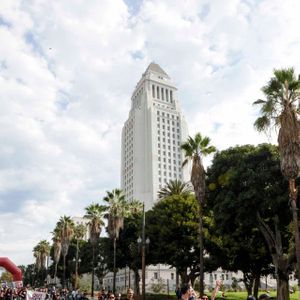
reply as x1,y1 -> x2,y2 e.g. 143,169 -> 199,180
1,0 -> 300,265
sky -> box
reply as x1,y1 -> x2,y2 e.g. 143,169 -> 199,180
1,0 -> 300,266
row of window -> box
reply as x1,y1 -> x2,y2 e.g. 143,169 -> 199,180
157,117 -> 180,127
158,137 -> 180,144
132,86 -> 144,101
158,150 -> 181,158
157,111 -> 179,119
159,174 -> 182,183
152,85 -> 173,102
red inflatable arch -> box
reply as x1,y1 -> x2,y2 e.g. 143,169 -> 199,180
0,257 -> 23,281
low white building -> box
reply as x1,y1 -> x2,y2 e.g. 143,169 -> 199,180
102,266 -> 299,293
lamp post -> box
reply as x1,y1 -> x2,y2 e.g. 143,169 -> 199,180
73,257 -> 81,289
137,203 -> 150,300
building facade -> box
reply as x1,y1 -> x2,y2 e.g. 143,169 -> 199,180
121,63 -> 189,209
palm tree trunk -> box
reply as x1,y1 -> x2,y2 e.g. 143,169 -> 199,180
113,237 -> 117,293
290,179 -> 300,287
75,239 -> 79,289
199,206 -> 204,296
92,245 -> 95,297
63,254 -> 66,288
54,262 -> 58,284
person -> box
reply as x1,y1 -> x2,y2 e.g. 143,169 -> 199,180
211,280 -> 222,300
176,286 -> 181,300
98,289 -> 106,300
180,284 -> 193,300
115,294 -> 121,300
258,294 -> 270,300
108,294 -> 116,300
80,292 -> 89,300
125,288 -> 134,300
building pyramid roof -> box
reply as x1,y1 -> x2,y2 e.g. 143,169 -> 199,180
145,62 -> 170,78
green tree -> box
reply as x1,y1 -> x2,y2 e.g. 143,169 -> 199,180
0,271 -> 13,282
181,133 -> 216,295
52,228 -> 62,283
73,224 -> 87,288
85,203 -> 106,297
253,68 -> 300,283
55,216 -> 75,288
33,240 -> 51,284
158,179 -> 192,200
112,212 -> 143,294
103,189 -> 142,293
147,194 -> 201,284
207,144 -> 293,300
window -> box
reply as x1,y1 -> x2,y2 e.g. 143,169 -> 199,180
171,273 -> 174,280
161,88 -> 164,100
152,85 -> 155,97
154,272 -> 158,279
166,89 -> 169,101
157,86 -> 160,99
170,90 -> 173,101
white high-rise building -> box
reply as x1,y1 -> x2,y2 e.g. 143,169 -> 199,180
121,63 -> 189,209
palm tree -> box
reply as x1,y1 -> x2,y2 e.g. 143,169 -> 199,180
73,224 -> 87,289
253,67 -> 300,281
52,228 -> 62,283
84,203 -> 106,297
55,216 -> 75,288
181,133 -> 216,296
33,240 -> 50,284
128,199 -> 144,215
103,189 -> 142,293
158,179 -> 192,200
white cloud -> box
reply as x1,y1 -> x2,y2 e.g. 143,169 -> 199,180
0,0 -> 299,265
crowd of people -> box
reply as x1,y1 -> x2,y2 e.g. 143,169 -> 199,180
176,281 -> 274,300
0,285 -> 135,300
176,280 -> 222,300
97,288 -> 134,300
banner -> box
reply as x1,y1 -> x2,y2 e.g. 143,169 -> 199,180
27,291 -> 46,300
